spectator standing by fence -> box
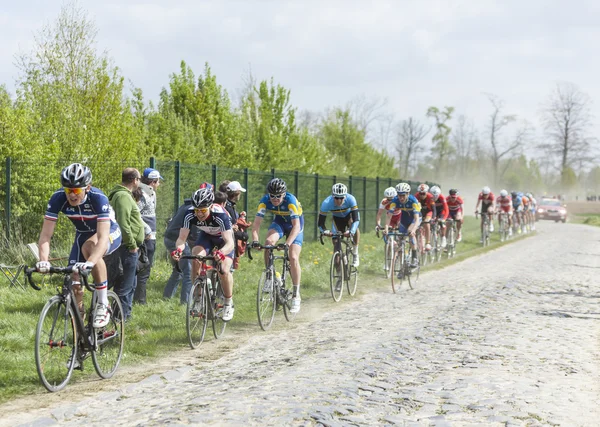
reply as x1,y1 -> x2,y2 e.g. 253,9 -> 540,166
134,168 -> 163,305
108,168 -> 145,321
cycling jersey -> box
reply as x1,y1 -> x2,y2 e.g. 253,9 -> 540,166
446,195 -> 464,212
388,194 -> 421,226
415,192 -> 436,212
182,204 -> 232,237
319,194 -> 360,234
45,187 -> 116,232
44,187 -> 121,263
433,194 -> 449,220
256,192 -> 303,223
256,192 -> 304,246
497,195 -> 513,213
379,198 -> 401,216
478,192 -> 495,207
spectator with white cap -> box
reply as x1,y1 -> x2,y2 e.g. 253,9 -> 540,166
219,180 -> 249,269
134,167 -> 163,304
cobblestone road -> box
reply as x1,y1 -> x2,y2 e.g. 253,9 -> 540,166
2,221 -> 599,426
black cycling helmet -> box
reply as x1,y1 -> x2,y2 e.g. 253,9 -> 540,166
449,188 -> 458,195
61,163 -> 92,188
511,191 -> 518,198
192,188 -> 214,208
267,178 -> 287,195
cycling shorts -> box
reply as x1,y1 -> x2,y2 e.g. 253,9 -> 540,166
268,216 -> 304,246
194,232 -> 235,259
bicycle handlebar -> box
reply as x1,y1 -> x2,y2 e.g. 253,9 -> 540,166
176,254 -> 224,274
247,243 -> 288,261
25,266 -> 91,291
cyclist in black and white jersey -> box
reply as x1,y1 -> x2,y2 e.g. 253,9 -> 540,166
36,163 -> 122,328
171,188 -> 236,321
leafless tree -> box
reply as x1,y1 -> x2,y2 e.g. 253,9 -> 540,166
395,117 -> 430,178
539,82 -> 596,184
451,115 -> 478,178
346,94 -> 389,135
484,94 -> 525,187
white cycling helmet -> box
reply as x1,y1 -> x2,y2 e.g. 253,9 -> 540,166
482,186 -> 491,195
418,183 -> 430,193
396,182 -> 411,194
383,187 -> 397,198
332,183 -> 348,197
500,189 -> 508,197
430,185 -> 441,200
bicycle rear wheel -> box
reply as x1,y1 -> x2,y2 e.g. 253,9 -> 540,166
35,296 -> 77,392
211,274 -> 227,339
92,291 -> 125,379
257,269 -> 276,331
186,279 -> 208,348
390,248 -> 404,293
330,251 -> 343,302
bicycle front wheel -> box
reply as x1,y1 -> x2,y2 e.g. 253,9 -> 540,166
330,251 -> 343,302
92,291 -> 125,379
391,249 -> 404,294
35,296 -> 77,392
384,237 -> 395,278
347,263 -> 358,296
257,269 -> 276,331
186,279 -> 208,348
211,275 -> 227,339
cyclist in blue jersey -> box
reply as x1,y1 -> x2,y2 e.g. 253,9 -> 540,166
36,163 -> 122,328
384,182 -> 421,268
511,191 -> 524,233
171,188 -> 236,321
318,183 -> 360,267
251,178 -> 304,314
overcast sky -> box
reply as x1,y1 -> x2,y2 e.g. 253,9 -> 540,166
1,0 -> 598,150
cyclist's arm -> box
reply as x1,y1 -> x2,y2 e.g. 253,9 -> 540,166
349,209 -> 360,234
474,198 -> 481,212
87,221 -> 110,265
175,227 -> 191,252
285,217 -> 301,246
375,207 -> 385,226
251,216 -> 263,242
317,213 -> 327,233
37,219 -> 57,262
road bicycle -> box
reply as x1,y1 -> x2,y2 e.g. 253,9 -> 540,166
475,211 -> 491,247
445,219 -> 457,259
25,265 -> 124,392
497,211 -> 510,242
430,218 -> 444,263
376,226 -> 395,279
248,243 -> 296,331
320,232 -> 358,302
178,254 -> 227,348
388,231 -> 419,293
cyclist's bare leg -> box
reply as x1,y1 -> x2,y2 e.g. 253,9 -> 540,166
289,243 -> 302,290
455,212 -> 463,235
264,229 -> 280,267
191,245 -> 208,283
422,218 -> 431,246
80,235 -> 109,306
218,257 -> 234,298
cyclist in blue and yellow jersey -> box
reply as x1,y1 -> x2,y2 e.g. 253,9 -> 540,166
36,163 -> 122,329
384,182 -> 421,268
318,183 -> 360,267
511,191 -> 524,233
251,178 -> 304,314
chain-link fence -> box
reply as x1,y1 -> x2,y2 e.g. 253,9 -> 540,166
1,157 -> 438,245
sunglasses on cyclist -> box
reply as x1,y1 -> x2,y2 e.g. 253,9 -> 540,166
398,192 -> 408,196
194,207 -> 210,214
64,187 -> 86,195
334,196 -> 345,200
269,193 -> 284,199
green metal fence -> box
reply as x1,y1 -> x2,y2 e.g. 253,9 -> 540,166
1,157 -> 438,245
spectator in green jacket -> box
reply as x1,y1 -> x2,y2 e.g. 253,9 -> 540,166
108,168 -> 144,320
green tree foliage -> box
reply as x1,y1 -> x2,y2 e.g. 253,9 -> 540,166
317,108 -> 395,178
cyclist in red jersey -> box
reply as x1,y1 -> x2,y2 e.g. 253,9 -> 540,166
376,187 -> 400,231
495,189 -> 513,237
430,185 -> 448,247
474,186 -> 495,242
446,188 -> 464,242
415,183 -> 436,251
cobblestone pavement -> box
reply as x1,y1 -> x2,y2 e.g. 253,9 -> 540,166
2,221 -> 599,426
